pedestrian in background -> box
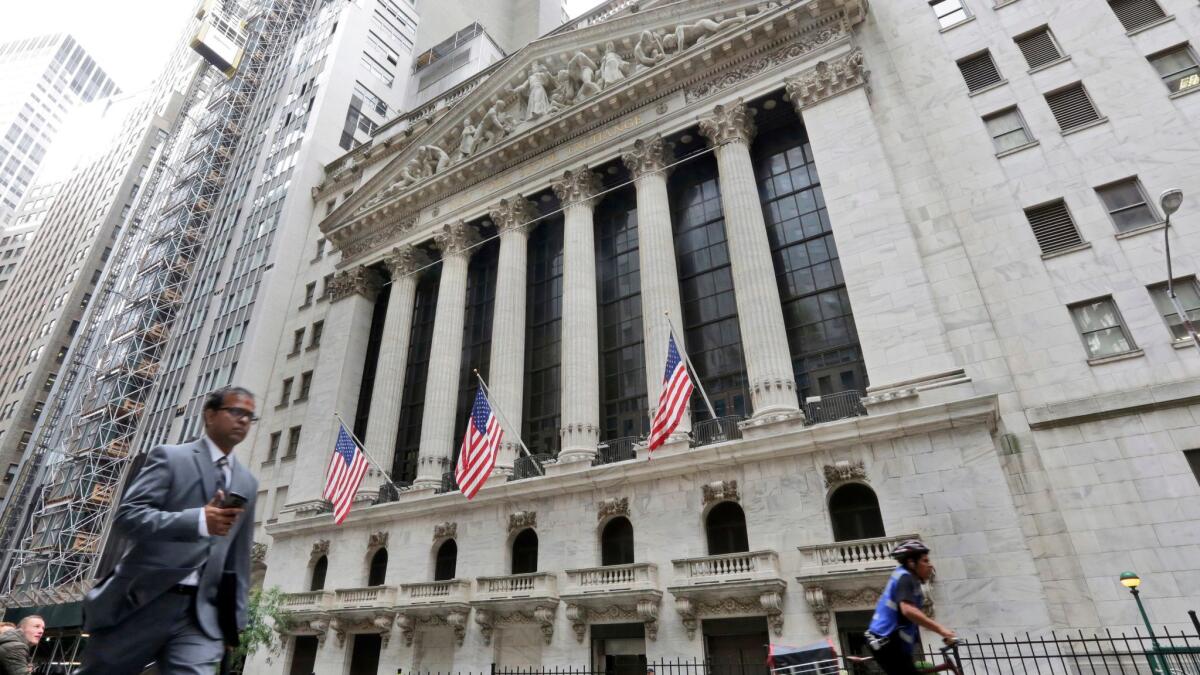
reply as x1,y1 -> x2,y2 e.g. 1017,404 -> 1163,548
0,615 -> 45,675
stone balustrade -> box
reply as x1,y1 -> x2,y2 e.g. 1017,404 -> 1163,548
796,533 -> 919,576
398,579 -> 472,606
671,550 -> 782,585
281,590 -> 334,611
563,563 -> 658,595
333,585 -> 397,609
474,572 -> 558,601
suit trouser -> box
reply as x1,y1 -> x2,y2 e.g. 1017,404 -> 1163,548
75,587 -> 224,675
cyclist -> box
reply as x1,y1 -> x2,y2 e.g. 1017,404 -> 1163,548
864,539 -> 957,675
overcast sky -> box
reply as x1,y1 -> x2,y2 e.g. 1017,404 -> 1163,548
4,0 -> 607,93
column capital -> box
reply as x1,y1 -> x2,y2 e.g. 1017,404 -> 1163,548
621,135 -> 670,180
784,48 -> 868,112
383,244 -> 430,280
434,220 -> 480,259
328,266 -> 380,303
489,195 -> 540,237
699,99 -> 756,146
551,167 -> 603,208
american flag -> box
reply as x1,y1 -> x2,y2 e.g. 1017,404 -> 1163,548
455,388 -> 503,500
648,334 -> 694,451
323,424 -> 369,524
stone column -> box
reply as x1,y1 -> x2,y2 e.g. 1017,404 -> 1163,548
698,99 -> 802,424
552,167 -> 603,464
362,245 -> 428,473
413,221 -> 479,488
487,196 -> 539,472
785,50 -> 960,385
621,135 -> 690,444
286,267 -> 379,513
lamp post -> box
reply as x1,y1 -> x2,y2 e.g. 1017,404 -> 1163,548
1160,189 -> 1200,351
1120,572 -> 1166,675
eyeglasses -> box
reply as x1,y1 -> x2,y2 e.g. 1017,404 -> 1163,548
219,406 -> 260,422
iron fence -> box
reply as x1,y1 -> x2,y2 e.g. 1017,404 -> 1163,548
510,453 -> 553,480
803,390 -> 867,426
691,415 -> 744,447
595,436 -> 640,465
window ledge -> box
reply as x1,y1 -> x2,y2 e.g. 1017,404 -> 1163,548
299,302 -> 312,310
275,403 -> 289,410
996,140 -> 1040,158
1028,56 -> 1071,75
281,455 -> 296,463
1040,241 -> 1092,260
1169,85 -> 1200,100
261,458 -> 276,467
1061,117 -> 1109,137
310,257 -> 323,264
993,0 -> 1020,7
306,344 -> 321,352
1114,221 -> 1166,240
939,15 -> 976,33
1172,338 -> 1196,350
286,351 -> 300,359
294,396 -> 309,404
968,79 -> 1009,97
1087,349 -> 1145,366
1125,15 -> 1175,37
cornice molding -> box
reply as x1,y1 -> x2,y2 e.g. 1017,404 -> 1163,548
784,47 -> 868,111
328,267 -> 380,303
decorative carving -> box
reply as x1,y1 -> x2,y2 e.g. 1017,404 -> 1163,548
823,459 -> 868,488
675,597 -> 698,640
663,12 -> 749,53
311,540 -> 330,561
453,115 -> 478,161
597,496 -> 630,521
433,521 -> 458,540
598,41 -> 632,88
784,48 -> 868,111
309,616 -> 331,647
474,98 -> 514,154
804,584 -> 884,634
329,613 -> 395,649
397,614 -> 414,647
533,604 -> 557,644
433,220 -> 480,258
621,135 -> 668,179
328,267 -> 380,303
699,99 -> 756,146
383,244 -> 429,280
475,609 -> 494,645
330,617 -> 347,648
508,510 -> 537,533
447,610 -> 468,646
251,542 -> 267,564
686,26 -> 846,102
566,603 -> 588,642
368,530 -> 389,550
634,30 -> 667,71
568,51 -> 603,103
489,196 -> 540,236
637,597 -> 660,641
516,61 -> 556,121
340,215 -> 419,261
374,613 -> 395,649
701,480 -> 739,507
760,590 -> 785,636
827,587 -> 880,607
551,167 -> 603,207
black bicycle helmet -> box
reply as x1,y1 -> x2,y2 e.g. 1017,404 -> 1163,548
891,538 -> 930,562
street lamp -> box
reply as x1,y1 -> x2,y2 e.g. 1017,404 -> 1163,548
1161,189 -> 1200,351
1119,571 -> 1166,674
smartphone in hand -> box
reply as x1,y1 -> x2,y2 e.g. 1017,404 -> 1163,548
220,491 -> 248,509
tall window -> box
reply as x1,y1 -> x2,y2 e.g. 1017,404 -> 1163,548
524,210 -> 565,455
393,269 -> 440,482
596,185 -> 647,440
310,556 -> 328,591
753,101 -> 866,398
452,238 -> 498,458
1069,297 -> 1136,359
705,502 -> 749,555
512,529 -> 539,574
828,484 -> 886,541
1186,449 -> 1200,486
1148,278 -> 1200,340
434,539 -> 458,581
353,280 -> 390,437
368,548 -> 388,586
669,152 -> 748,420
600,516 -> 635,566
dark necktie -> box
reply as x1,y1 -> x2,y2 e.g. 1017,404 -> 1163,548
215,456 -> 228,497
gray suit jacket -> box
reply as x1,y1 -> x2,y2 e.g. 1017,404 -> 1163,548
83,440 -> 258,641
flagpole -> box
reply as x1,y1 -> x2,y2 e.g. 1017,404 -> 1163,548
473,369 -> 544,476
664,312 -> 718,420
332,412 -> 403,491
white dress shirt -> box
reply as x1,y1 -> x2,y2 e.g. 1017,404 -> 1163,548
179,435 -> 233,587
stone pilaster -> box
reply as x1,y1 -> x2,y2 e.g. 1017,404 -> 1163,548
487,196 -> 539,472
413,221 -> 479,488
552,168 -> 604,463
622,136 -> 690,444
783,49 -> 868,112
362,245 -> 428,477
287,267 -> 380,513
698,100 -> 802,423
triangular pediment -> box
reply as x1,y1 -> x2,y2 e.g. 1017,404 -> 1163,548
323,0 -> 866,253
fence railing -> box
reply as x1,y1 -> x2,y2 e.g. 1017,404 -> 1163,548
510,453 -> 552,481
672,550 -> 781,584
804,390 -> 868,425
474,571 -> 557,600
691,416 -> 744,447
437,471 -> 458,494
797,533 -> 920,576
563,562 -> 658,594
595,436 -> 640,465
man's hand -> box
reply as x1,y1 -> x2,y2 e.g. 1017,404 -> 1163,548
942,630 -> 959,643
205,490 -> 243,536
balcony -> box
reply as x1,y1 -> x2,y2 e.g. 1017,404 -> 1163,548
803,390 -> 867,426
563,563 -> 657,596
398,579 -> 471,608
594,437 -> 639,465
281,590 -> 333,612
509,453 -> 551,481
475,572 -> 557,602
472,572 -> 559,645
796,533 -> 918,579
333,585 -> 396,610
562,563 -> 663,642
667,550 -> 787,640
397,580 -> 472,647
671,550 -> 783,587
691,416 -> 743,447
436,471 -> 458,494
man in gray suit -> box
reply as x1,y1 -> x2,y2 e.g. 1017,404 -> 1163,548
76,386 -> 259,675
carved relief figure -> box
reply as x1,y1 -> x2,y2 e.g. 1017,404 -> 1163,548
598,41 -> 631,88
550,68 -> 576,111
455,115 -> 479,161
475,98 -> 513,152
633,30 -> 666,71
663,13 -> 748,53
515,61 -> 556,121
420,144 -> 451,175
569,51 -> 602,103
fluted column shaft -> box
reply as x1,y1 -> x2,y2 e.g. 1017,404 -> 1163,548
414,222 -> 479,488
487,197 -> 538,471
363,245 -> 427,471
553,168 -> 603,463
288,268 -> 379,510
699,100 -> 801,420
622,136 -> 690,439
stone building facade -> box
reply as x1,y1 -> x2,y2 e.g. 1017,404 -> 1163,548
249,0 -> 1200,673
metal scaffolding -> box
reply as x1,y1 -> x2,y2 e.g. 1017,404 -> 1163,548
0,0 -> 311,607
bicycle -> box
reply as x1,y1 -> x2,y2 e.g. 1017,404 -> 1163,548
844,639 -> 965,675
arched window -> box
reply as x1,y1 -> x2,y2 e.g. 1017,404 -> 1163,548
829,483 -> 885,542
434,539 -> 458,581
705,502 -> 749,555
309,556 -> 328,591
368,548 -> 388,586
511,529 -> 538,574
600,517 -> 634,566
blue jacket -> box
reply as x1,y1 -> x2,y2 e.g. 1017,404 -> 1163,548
868,566 -> 924,652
